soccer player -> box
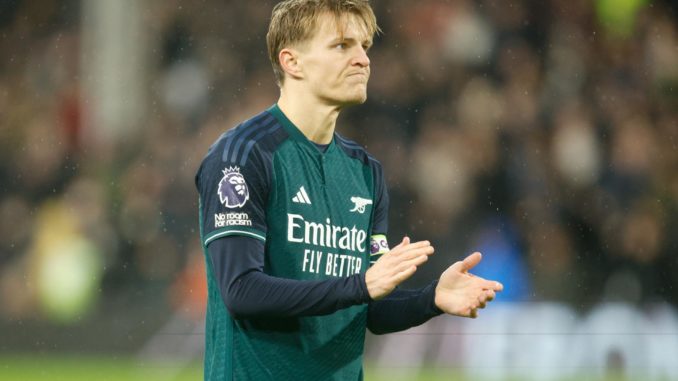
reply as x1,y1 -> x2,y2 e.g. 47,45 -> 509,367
195,1 -> 504,380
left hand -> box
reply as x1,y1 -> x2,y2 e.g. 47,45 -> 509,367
434,252 -> 503,318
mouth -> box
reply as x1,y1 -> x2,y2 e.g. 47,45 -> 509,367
347,72 -> 369,82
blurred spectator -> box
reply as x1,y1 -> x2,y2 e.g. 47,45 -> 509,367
27,178 -> 106,323
0,0 -> 677,331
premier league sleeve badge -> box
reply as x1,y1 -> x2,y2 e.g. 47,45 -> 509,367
217,166 -> 250,208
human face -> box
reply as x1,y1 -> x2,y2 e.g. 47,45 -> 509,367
296,13 -> 373,106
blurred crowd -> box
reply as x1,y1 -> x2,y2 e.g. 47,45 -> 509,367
1,0 -> 677,328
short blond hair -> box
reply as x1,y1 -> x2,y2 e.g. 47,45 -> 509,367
266,0 -> 379,86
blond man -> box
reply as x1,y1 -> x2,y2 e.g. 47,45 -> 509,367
195,1 -> 503,379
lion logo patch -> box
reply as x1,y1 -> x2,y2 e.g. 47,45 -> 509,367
217,167 -> 249,208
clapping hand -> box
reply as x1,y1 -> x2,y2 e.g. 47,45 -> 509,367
434,252 -> 503,318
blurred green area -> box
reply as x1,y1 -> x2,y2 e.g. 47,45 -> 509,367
0,355 -> 631,381
595,0 -> 648,37
0,355 -> 202,381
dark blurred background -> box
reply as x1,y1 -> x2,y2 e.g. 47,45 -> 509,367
0,0 -> 677,375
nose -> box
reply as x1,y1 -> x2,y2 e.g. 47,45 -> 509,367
353,46 -> 370,68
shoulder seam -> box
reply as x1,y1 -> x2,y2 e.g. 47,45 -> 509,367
335,133 -> 381,166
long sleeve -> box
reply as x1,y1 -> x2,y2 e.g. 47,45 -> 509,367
208,236 -> 371,319
367,281 -> 443,335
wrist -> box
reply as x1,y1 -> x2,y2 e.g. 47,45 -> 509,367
430,280 -> 444,315
358,272 -> 373,302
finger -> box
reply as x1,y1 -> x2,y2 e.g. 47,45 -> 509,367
393,256 -> 427,276
449,260 -> 465,273
390,236 -> 409,251
389,239 -> 430,256
485,289 -> 496,302
383,238 -> 420,259
475,277 -> 502,292
461,252 -> 482,272
470,308 -> 478,319
449,253 -> 480,273
397,254 -> 429,272
401,240 -> 432,251
391,244 -> 434,261
401,244 -> 434,258
470,274 -> 488,284
488,281 -> 503,291
392,265 -> 418,285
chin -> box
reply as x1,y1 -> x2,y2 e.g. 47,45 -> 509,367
343,91 -> 368,105
325,89 -> 368,107
337,97 -> 367,107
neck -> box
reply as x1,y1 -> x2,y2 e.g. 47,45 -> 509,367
277,87 -> 340,145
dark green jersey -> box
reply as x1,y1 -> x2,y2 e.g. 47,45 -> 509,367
196,104 -> 389,380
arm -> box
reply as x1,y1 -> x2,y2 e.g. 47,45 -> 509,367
367,281 -> 442,335
366,252 -> 505,333
210,235 -> 434,319
209,236 -> 369,318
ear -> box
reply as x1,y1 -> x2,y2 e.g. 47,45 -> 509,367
279,48 -> 304,80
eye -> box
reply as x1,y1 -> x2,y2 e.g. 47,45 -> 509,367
335,42 -> 348,50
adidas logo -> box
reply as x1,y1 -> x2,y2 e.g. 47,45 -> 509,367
292,186 -> 312,204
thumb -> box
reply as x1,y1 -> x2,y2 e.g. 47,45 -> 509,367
461,252 -> 482,272
402,236 -> 410,245
390,236 -> 410,250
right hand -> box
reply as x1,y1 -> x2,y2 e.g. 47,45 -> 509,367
365,237 -> 434,300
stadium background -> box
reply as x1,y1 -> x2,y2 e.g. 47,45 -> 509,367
1,0 -> 677,380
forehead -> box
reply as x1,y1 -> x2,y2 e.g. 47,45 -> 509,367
311,12 -> 372,42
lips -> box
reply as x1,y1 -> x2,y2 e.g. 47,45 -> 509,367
347,72 -> 369,81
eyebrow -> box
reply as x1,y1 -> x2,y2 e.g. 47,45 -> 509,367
329,36 -> 373,48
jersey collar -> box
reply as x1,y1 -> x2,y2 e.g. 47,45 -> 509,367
268,104 -> 336,155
